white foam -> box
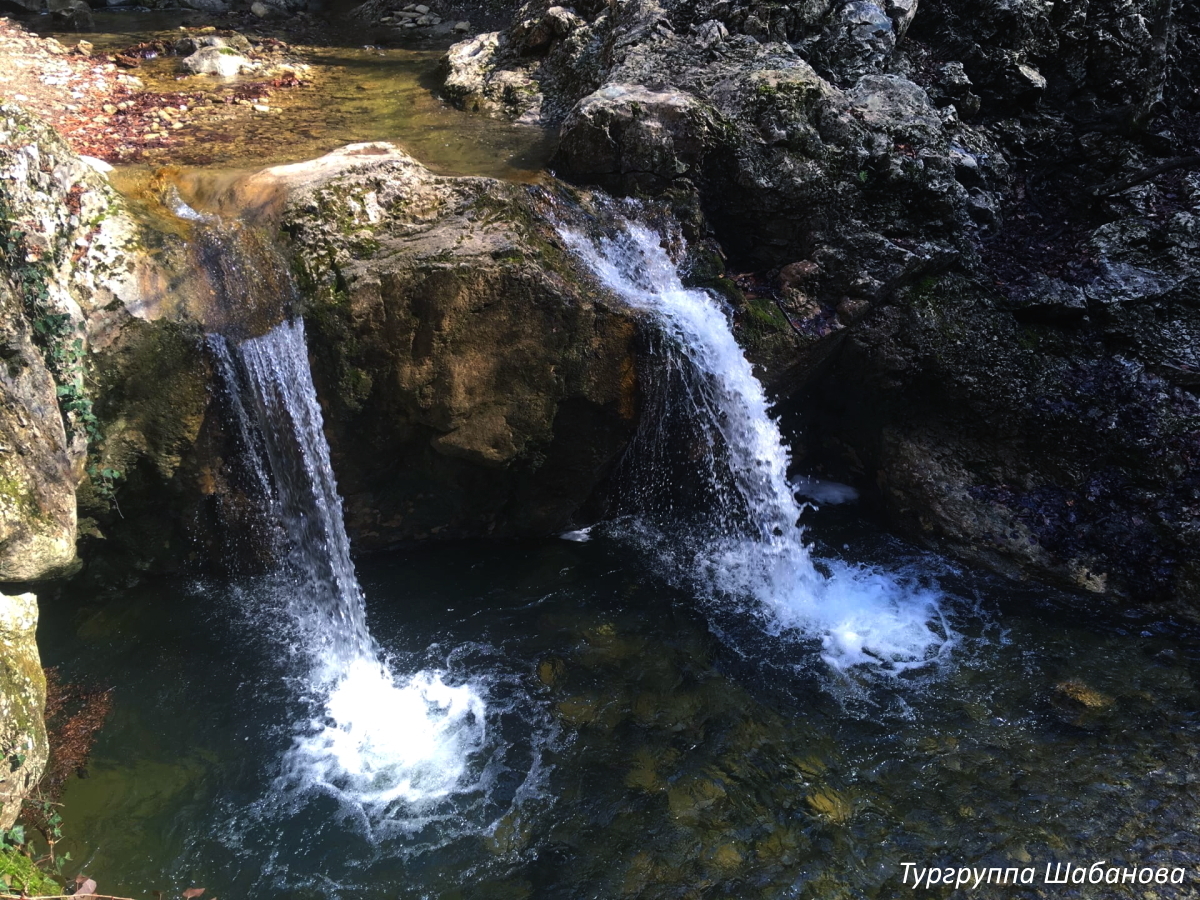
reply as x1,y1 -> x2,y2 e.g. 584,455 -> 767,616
561,215 -> 953,674
791,476 -> 859,505
284,657 -> 488,814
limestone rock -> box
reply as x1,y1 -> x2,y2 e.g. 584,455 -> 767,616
231,143 -> 642,544
181,46 -> 254,77
442,32 -> 503,110
0,592 -> 47,831
0,281 -> 77,581
0,104 -> 207,578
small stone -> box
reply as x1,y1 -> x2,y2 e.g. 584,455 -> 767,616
252,103 -> 269,112
102,103 -> 118,114
413,3 -> 429,12
453,20 -> 470,32
74,39 -> 93,55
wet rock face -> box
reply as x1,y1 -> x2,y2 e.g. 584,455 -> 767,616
813,261 -> 1200,608
0,104 -> 131,581
0,281 -> 76,581
0,591 -> 47,831
261,144 -> 640,545
439,0 -> 1200,609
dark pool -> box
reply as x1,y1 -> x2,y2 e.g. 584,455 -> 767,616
35,510 -> 1200,899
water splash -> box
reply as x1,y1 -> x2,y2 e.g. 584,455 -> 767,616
559,217 -> 953,673
211,319 -> 491,821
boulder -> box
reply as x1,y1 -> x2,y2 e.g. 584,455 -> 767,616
181,46 -> 254,77
230,143 -> 643,544
555,84 -> 724,193
47,0 -> 93,31
0,592 -> 46,831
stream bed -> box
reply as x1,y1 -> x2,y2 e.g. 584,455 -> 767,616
37,518 -> 1200,899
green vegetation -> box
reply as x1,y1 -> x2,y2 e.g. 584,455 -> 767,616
0,197 -> 124,508
0,846 -> 59,896
0,200 -> 98,443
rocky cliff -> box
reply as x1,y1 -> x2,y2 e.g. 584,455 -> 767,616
441,0 -> 1200,608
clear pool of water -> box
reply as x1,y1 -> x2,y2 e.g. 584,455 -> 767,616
37,511 -> 1200,899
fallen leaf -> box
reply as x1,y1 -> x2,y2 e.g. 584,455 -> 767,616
75,877 -> 98,895
183,889 -> 206,899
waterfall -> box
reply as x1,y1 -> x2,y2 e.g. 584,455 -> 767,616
210,319 -> 488,823
558,216 -> 953,673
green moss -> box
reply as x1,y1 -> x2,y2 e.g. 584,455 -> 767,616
0,849 -> 59,896
747,298 -> 789,330
338,366 -> 374,413
0,473 -> 37,521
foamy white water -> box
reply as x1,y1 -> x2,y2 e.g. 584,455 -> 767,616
212,319 -> 489,817
559,218 -> 953,672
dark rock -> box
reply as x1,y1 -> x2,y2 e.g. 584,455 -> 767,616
816,1 -> 895,84
48,0 -> 93,31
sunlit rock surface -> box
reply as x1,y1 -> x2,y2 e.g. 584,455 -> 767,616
0,592 -> 46,830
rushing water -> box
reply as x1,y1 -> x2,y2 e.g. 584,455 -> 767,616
31,204 -> 1200,898
558,216 -> 951,675
208,319 -> 529,840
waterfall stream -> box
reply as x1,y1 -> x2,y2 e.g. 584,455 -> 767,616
559,216 -> 954,673
210,319 -> 490,825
